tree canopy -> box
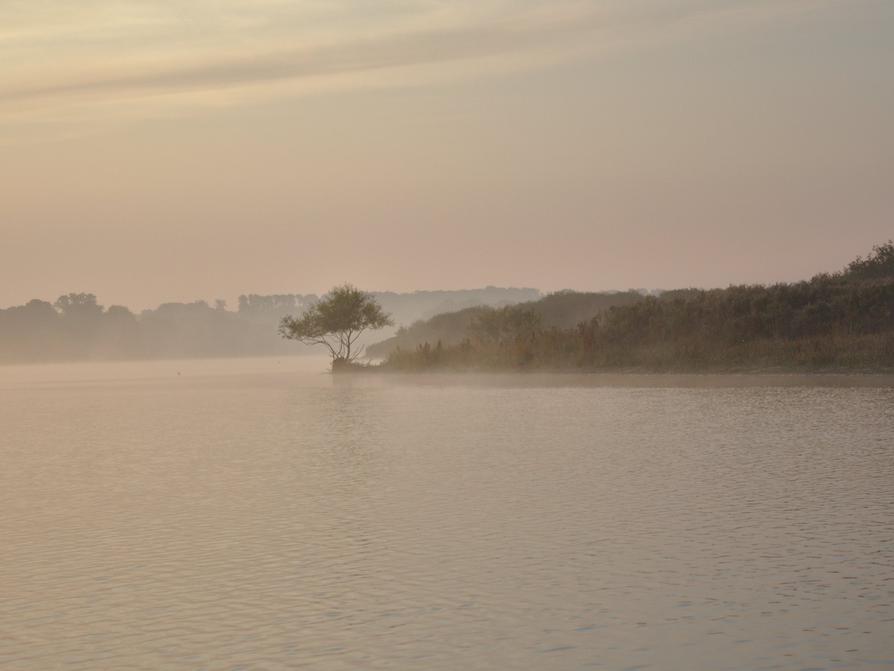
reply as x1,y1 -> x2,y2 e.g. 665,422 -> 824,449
279,284 -> 393,367
844,240 -> 894,281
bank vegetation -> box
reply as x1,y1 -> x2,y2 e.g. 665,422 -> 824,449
380,242 -> 894,373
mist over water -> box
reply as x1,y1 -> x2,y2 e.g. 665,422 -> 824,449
1,358 -> 892,670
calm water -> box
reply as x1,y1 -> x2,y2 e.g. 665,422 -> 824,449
1,358 -> 893,670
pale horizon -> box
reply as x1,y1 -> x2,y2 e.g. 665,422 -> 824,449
2,0 -> 892,309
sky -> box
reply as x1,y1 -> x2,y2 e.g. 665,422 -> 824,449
1,0 -> 892,310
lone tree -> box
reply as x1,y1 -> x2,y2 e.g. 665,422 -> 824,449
279,284 -> 393,369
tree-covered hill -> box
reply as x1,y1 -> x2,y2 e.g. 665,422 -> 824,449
383,242 -> 894,372
366,290 -> 646,359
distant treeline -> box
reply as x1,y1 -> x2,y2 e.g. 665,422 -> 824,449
0,288 -> 538,364
381,242 -> 894,372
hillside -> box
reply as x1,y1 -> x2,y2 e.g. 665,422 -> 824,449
382,242 -> 894,372
366,290 -> 645,359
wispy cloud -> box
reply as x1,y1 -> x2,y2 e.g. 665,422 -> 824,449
0,0 -> 836,123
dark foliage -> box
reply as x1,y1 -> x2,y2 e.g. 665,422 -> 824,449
383,242 -> 894,372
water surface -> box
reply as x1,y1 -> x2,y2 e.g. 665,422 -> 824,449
1,358 -> 892,670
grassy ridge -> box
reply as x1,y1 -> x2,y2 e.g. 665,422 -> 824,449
381,242 -> 894,372
366,290 -> 645,359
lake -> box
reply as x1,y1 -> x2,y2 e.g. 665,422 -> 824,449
1,358 -> 892,670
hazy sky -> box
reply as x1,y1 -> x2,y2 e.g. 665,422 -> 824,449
1,0 -> 892,309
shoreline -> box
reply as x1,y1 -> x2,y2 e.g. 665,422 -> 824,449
335,363 -> 894,387
343,362 -> 894,376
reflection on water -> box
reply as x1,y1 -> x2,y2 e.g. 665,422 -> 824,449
1,358 -> 893,670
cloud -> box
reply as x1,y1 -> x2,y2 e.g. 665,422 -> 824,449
0,0 -> 836,121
